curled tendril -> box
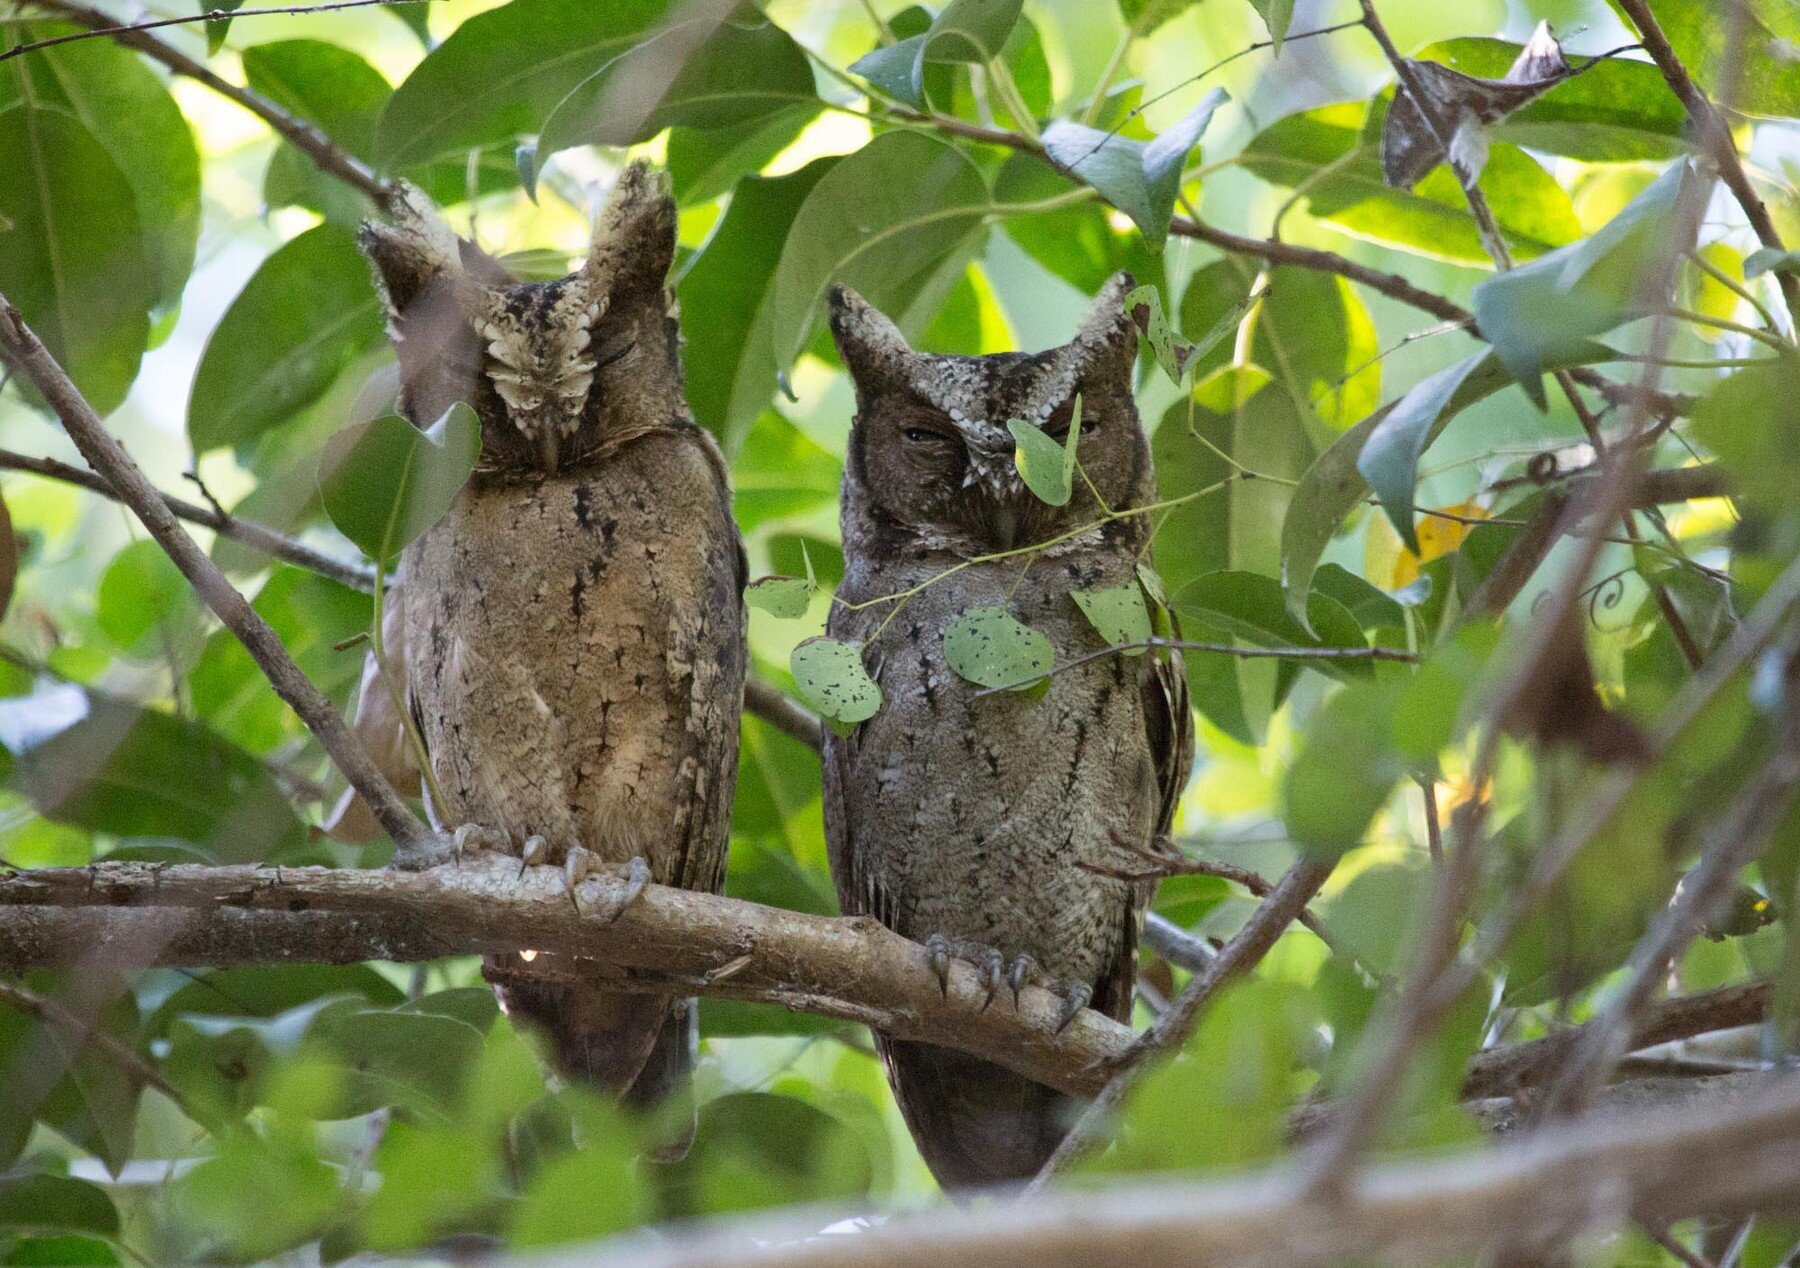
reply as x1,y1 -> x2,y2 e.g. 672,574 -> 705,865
1530,567 -> 1638,633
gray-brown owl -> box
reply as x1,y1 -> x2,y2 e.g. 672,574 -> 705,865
357,162 -> 746,1139
822,274 -> 1192,1189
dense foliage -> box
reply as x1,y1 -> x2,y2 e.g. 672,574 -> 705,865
0,0 -> 1798,1261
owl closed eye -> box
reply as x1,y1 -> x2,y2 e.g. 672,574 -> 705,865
829,273 -> 1151,556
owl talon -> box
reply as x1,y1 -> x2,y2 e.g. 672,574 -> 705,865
925,933 -> 952,998
976,947 -> 1004,1011
564,846 -> 596,915
604,856 -> 651,924
453,823 -> 508,864
518,834 -> 549,881
1008,954 -> 1037,1008
1055,982 -> 1092,1034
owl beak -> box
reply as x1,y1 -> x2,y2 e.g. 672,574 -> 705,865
987,499 -> 1019,551
537,428 -> 562,475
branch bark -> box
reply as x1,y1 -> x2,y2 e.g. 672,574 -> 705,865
543,1073 -> 1800,1268
0,297 -> 438,862
0,857 -> 1135,1098
1613,0 -> 1800,323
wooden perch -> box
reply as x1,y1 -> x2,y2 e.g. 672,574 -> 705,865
545,1072 -> 1800,1268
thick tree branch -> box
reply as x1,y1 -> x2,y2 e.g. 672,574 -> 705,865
0,297 -> 438,861
1613,0 -> 1800,323
0,857 -> 1134,1098
548,1073 -> 1800,1268
23,0 -> 397,210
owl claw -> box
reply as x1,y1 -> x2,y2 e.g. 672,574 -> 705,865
1055,982 -> 1093,1034
518,834 -> 549,880
976,947 -> 1005,1011
925,933 -> 952,998
604,856 -> 651,924
1008,954 -> 1037,1008
452,823 -> 508,864
563,846 -> 596,915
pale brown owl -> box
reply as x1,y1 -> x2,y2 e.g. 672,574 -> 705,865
822,275 -> 1192,1189
357,162 -> 746,1142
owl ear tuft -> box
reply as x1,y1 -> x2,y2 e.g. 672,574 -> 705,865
358,182 -> 466,317
1067,271 -> 1140,377
828,285 -> 915,396
583,159 -> 677,300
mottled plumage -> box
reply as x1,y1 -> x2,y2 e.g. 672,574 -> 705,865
822,275 -> 1192,1190
358,163 -> 746,1144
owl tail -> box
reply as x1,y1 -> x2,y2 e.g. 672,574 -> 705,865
880,1038 -> 1074,1191
484,957 -> 698,1159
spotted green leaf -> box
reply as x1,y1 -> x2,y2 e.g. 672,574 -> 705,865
1072,583 -> 1154,654
790,638 -> 882,724
942,607 -> 1054,690
745,576 -> 814,619
1008,395 -> 1080,506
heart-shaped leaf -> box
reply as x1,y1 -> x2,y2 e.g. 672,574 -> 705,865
943,606 -> 1054,690
1008,396 -> 1080,506
319,402 -> 480,565
1041,89 -> 1227,248
790,637 -> 882,725
1072,583 -> 1153,653
745,576 -> 815,619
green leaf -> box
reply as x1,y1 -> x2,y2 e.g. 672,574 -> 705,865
188,223 -> 386,452
994,152 -> 1165,297
1358,352 -> 1489,553
678,158 -> 836,451
666,103 -> 819,205
1040,89 -> 1227,248
376,0 -> 669,168
850,0 -> 1022,107
0,1175 -> 119,1241
244,40 -> 390,223
1248,0 -> 1294,53
942,606 -> 1054,690
1251,267 -> 1380,432
1123,284 -> 1194,385
0,681 -> 308,861
0,107 -> 151,415
1,24 -> 200,310
509,1118 -> 647,1247
1240,103 -> 1580,264
1177,261 -> 1256,386
768,131 -> 990,369
1746,248 -> 1800,279
310,1008 -> 485,1120
1606,0 -> 1800,118
1283,679 -> 1405,858
1414,37 -> 1686,162
96,540 -> 196,655
318,403 -> 481,565
1072,583 -> 1153,652
175,1131 -> 341,1261
659,1092 -> 873,1219
1473,160 -> 1691,406
533,11 -> 817,187
745,575 -> 814,618
1690,352 -> 1800,516
1007,398 -> 1079,506
790,637 -> 882,724
1173,570 -> 1371,679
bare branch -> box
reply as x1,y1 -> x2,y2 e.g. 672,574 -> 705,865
744,677 -> 823,751
0,857 -> 1135,1098
549,1073 -> 1800,1268
22,0 -> 397,210
2,0 -> 438,63
0,447 -> 375,592
1613,0 -> 1800,323
0,297 -> 438,862
1024,858 -> 1334,1192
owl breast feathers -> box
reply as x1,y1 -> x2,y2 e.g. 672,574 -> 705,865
821,275 -> 1193,1189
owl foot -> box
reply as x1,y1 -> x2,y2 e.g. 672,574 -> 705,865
452,822 -> 510,863
1055,982 -> 1093,1034
925,933 -> 953,998
600,856 -> 652,924
1008,954 -> 1038,1008
975,947 -> 1004,1012
920,936 -> 1044,1014
563,846 -> 598,915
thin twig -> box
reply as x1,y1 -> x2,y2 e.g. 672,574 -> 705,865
0,297 -> 439,862
23,0 -> 397,209
0,0 -> 439,62
1021,858 -> 1335,1194
973,636 -> 1416,698
0,447 -> 375,591
0,978 -> 186,1110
